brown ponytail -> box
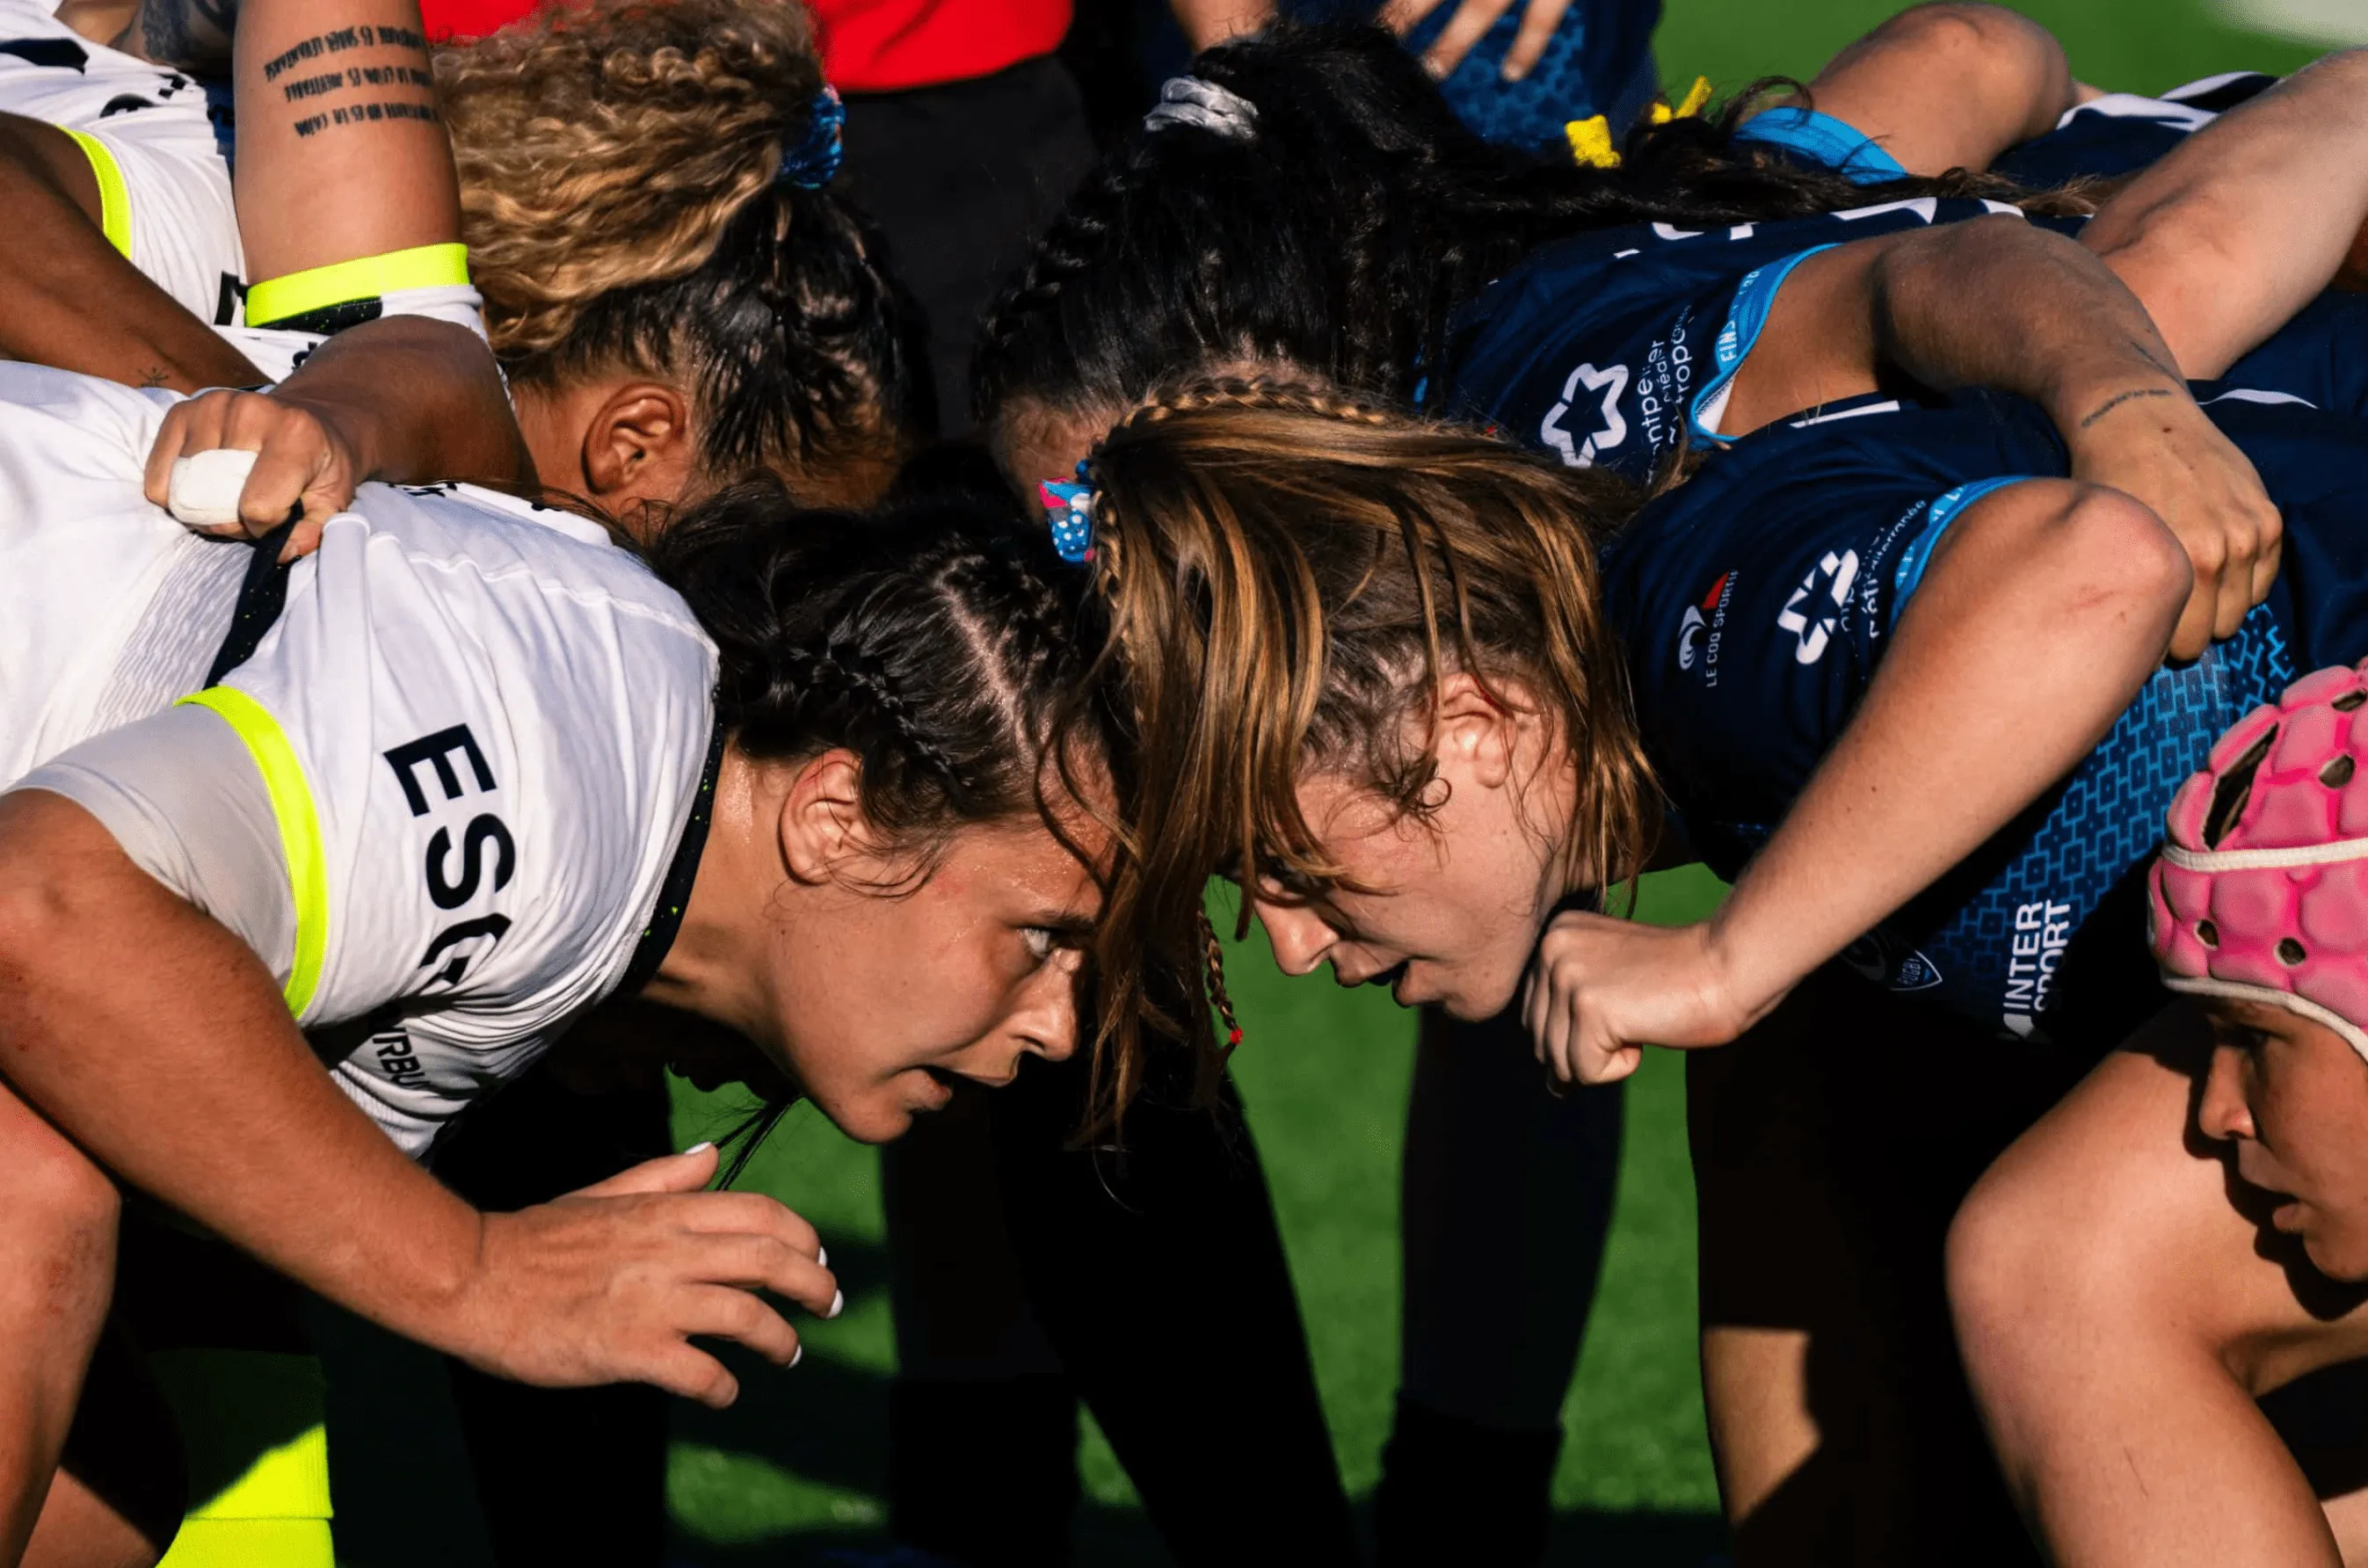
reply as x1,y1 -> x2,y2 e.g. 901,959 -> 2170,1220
1076,377 -> 1658,1094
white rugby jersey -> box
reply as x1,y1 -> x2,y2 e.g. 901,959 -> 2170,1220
0,365 -> 721,1157
0,0 -> 243,324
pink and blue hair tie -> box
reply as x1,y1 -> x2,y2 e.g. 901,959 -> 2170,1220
1038,469 -> 1094,564
779,86 -> 846,190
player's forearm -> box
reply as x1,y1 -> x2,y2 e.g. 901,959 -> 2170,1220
2085,50 -> 2368,381
0,116 -> 259,390
275,316 -> 534,490
0,791 -> 487,1346
1870,216 -> 2189,437
1705,482 -> 2185,1016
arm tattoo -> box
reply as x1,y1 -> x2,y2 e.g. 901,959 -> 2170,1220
2078,386 -> 2178,431
262,24 -> 438,137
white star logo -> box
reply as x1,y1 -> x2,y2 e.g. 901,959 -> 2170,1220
1540,362 -> 1630,469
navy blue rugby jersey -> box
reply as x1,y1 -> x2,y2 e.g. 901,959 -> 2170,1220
1442,199 -> 2368,494
1994,73 -> 2276,188
1602,391 -> 2368,1047
1436,195 -> 2066,486
1731,74 -> 2273,190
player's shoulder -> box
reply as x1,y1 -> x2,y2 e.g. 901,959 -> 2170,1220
1471,195 -> 2013,310
0,363 -> 175,472
1610,395 -> 2063,586
337,482 -> 709,640
0,359 -> 176,425
0,1 -> 206,116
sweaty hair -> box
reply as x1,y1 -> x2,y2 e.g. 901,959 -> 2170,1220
973,21 -> 2086,439
438,0 -> 916,505
650,480 -> 1111,853
645,482 -> 1150,1123
1075,376 -> 1657,1070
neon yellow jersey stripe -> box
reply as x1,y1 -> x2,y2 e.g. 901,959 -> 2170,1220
177,688 -> 327,1018
245,243 -> 470,328
58,128 -> 131,258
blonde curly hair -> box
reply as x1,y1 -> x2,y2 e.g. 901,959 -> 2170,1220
435,0 -> 912,503
437,0 -> 820,359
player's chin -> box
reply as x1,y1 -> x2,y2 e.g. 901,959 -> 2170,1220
2299,1210 -> 2368,1282
807,1071 -> 948,1145
1425,963 -> 1522,1022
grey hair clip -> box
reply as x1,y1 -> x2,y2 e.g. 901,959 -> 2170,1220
1143,76 -> 1260,141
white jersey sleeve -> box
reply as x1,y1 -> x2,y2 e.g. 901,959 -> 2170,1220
0,0 -> 243,323
0,363 -> 241,780
181,487 -> 719,1153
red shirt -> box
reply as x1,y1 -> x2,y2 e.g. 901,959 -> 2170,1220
813,0 -> 1071,92
418,0 -> 534,40
418,0 -> 1071,93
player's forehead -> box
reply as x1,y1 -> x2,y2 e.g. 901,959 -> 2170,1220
941,813 -> 1106,919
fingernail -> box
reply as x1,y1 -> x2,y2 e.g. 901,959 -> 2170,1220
1501,62 -> 1526,82
816,1244 -> 828,1268
790,1344 -> 803,1368
1423,53 -> 1448,78
827,1289 -> 844,1320
685,1140 -> 715,1156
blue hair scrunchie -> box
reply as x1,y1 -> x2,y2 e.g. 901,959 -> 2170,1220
779,85 -> 846,190
1038,475 -> 1094,564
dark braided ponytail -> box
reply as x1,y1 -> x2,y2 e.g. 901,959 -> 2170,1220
972,21 -> 2087,442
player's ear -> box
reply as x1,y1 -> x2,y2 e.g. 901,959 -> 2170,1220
777,749 -> 869,884
580,381 -> 695,519
1433,669 -> 1536,791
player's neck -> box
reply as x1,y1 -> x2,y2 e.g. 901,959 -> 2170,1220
640,748 -> 786,1049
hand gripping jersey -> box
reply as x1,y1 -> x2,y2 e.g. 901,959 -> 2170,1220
1600,390 -> 2368,1049
0,365 -> 719,1157
1441,198 -> 2368,489
0,0 -> 243,324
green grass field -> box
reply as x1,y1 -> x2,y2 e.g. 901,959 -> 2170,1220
665,4 -> 2335,1560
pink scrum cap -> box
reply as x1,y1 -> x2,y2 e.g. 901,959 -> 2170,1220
2151,659 -> 2368,1059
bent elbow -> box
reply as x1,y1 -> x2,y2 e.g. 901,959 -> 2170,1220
0,829 -> 81,984
0,793 -> 117,994
2056,484 -> 2190,637
1874,5 -> 2065,115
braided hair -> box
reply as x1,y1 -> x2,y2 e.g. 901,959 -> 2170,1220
648,480 -> 1107,845
646,481 -> 1159,1128
972,20 -> 2085,441
1075,374 -> 1655,1086
441,0 -> 920,507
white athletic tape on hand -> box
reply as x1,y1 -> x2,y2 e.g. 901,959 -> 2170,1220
168,448 -> 259,530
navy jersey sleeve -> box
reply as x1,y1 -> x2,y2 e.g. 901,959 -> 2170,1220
1608,398 -> 2323,1047
1992,75 -> 2273,186
1732,108 -> 1907,184
1604,402 -> 2060,885
2221,292 -> 2368,425
1442,200 -> 2071,485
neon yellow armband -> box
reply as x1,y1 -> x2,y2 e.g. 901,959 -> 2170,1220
245,243 -> 469,330
58,128 -> 131,257
176,686 -> 327,1018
